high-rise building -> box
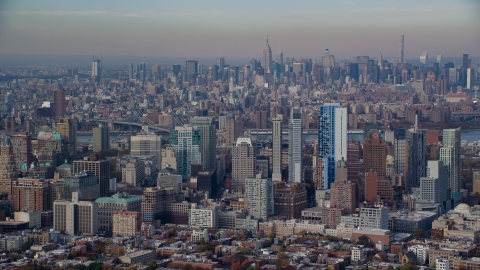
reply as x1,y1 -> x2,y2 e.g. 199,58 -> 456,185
217,57 -> 225,78
190,117 -> 216,170
393,129 -> 407,177
197,170 -> 217,199
96,192 -> 142,232
231,135 -> 256,188
53,88 -> 66,118
73,159 -> 110,197
273,182 -> 307,219
57,118 -> 76,157
363,130 -> 387,180
172,64 -> 181,76
473,170 -> 480,195
331,179 -> 357,214
92,124 -> 110,153
420,52 -> 428,68
318,104 -> 347,189
112,211 -> 142,237
53,192 -> 98,235
399,34 -> 404,63
141,187 -> 175,223
245,174 -> 274,221
272,114 -> 283,181
130,126 -> 162,169
224,114 -> 237,147
91,58 -> 101,83
440,128 -> 461,195
288,108 -> 302,183
347,140 -> 362,182
186,60 -> 198,80
405,128 -> 426,190
12,178 -> 50,212
262,35 -> 272,73
463,53 -> 469,71
170,125 -> 202,179
0,136 -> 17,194
420,160 -> 449,204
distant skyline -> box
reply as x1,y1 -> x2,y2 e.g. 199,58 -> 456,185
0,0 -> 479,61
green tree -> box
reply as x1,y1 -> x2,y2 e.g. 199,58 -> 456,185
86,262 -> 103,270
267,232 -> 276,241
148,260 -> 157,270
240,247 -> 252,255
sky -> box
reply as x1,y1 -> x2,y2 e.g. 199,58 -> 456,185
0,0 -> 479,62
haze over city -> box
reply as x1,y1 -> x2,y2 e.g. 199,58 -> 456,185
1,0 -> 479,64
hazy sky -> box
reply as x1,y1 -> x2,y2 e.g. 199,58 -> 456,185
1,0 -> 479,60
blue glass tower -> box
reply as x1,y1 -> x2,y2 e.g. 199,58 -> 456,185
318,103 -> 341,189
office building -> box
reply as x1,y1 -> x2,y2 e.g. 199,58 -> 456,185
130,126 -> 162,169
420,52 -> 428,68
262,36 -> 272,73
331,179 -> 356,214
92,124 -> 110,153
157,169 -> 182,193
363,130 -> 387,180
347,140 -> 362,182
169,125 -> 202,179
473,170 -> 480,195
91,58 -> 101,83
141,187 -> 175,223
0,136 -> 17,194
440,128 -> 461,195
186,60 -> 198,80
197,170 -> 217,199
161,146 -> 177,172
122,159 -> 146,187
57,118 -> 76,157
399,34 -> 404,63
190,116 -> 216,170
64,171 -> 100,199
224,114 -> 237,147
405,128 -> 426,190
272,114 -> 282,181
53,192 -> 98,235
119,250 -> 155,265
393,128 -> 407,177
421,161 -> 449,204
12,178 -> 50,212
318,103 -> 347,189
73,159 -> 110,197
11,132 -> 31,171
231,135 -> 256,188
112,211 -> 142,237
96,192 -> 142,232
289,108 -> 303,183
53,88 -> 66,118
245,174 -> 274,221
273,182 -> 306,219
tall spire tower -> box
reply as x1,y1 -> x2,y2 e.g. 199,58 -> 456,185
263,34 -> 272,74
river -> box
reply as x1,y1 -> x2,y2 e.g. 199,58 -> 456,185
76,129 -> 479,144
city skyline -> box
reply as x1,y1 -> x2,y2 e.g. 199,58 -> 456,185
0,0 -> 479,62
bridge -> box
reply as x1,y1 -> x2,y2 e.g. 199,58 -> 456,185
248,129 -> 364,135
94,119 -> 172,133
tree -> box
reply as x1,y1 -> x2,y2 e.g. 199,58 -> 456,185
387,266 -> 395,270
240,247 -> 252,255
246,266 -> 257,270
86,262 -> 103,270
148,260 -> 157,270
231,262 -> 241,270
414,228 -> 425,240
112,257 -> 121,265
267,232 -> 276,241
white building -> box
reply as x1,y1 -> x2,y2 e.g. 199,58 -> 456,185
191,229 -> 209,243
272,115 -> 282,181
245,174 -> 274,221
188,204 -> 220,228
122,159 -> 146,187
359,205 -> 388,229
435,257 -> 450,270
53,192 -> 98,235
351,247 -> 366,263
408,245 -> 429,265
440,128 -> 461,194
288,108 -> 302,183
421,160 -> 449,204
130,126 -> 162,169
334,107 -> 348,163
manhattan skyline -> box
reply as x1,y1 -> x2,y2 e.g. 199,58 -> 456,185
0,0 -> 479,62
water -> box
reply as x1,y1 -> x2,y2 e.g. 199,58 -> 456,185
77,134 -> 118,143
75,129 -> 479,143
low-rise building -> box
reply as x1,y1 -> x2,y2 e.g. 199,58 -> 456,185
119,250 -> 155,265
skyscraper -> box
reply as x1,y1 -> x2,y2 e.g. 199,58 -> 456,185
405,128 -> 426,190
232,134 -> 256,188
318,104 -> 347,189
224,114 -> 237,147
393,129 -> 407,177
399,34 -> 404,63
91,58 -> 101,83
53,88 -> 66,118
363,130 -> 387,180
272,114 -> 283,181
170,125 -> 202,179
186,60 -> 198,80
0,136 -> 17,195
217,57 -> 225,78
245,174 -> 274,221
262,35 -> 272,74
273,182 -> 307,219
130,126 -> 162,169
73,159 -> 110,197
420,160 -> 449,204
331,179 -> 356,214
12,132 -> 32,171
92,124 -> 110,153
420,52 -> 428,69
289,108 -> 302,183
57,118 -> 77,157
190,116 -> 216,170
440,128 -> 461,195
